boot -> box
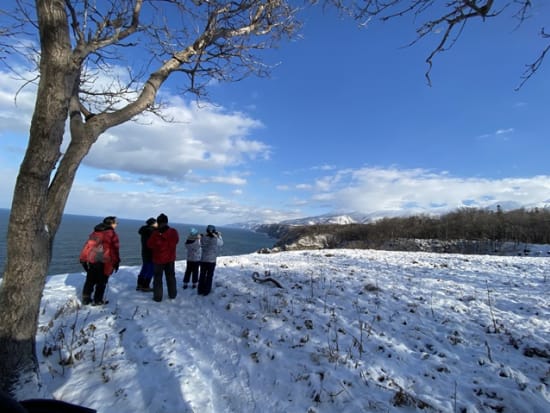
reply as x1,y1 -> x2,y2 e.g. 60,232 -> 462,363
136,276 -> 146,291
141,277 -> 153,292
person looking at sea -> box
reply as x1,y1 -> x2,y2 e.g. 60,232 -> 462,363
136,217 -> 157,292
79,216 -> 120,306
197,225 -> 223,296
183,228 -> 201,289
147,213 -> 179,302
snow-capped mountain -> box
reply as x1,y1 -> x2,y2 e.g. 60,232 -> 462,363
228,210 -> 412,229
280,213 -> 357,226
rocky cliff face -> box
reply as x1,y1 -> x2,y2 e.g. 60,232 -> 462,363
254,223 -> 292,240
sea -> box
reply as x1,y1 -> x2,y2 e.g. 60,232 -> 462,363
0,208 -> 275,277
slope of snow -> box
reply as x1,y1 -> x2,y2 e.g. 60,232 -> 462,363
36,249 -> 549,412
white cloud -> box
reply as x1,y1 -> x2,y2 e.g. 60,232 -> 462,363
96,173 -> 124,182
478,127 -> 514,140
0,71 -> 36,135
84,99 -> 268,180
299,167 -> 550,216
311,164 -> 336,171
62,177 -> 297,225
0,68 -> 269,183
205,175 -> 247,185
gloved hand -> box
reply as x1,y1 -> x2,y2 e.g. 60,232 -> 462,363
80,261 -> 90,271
113,262 -> 119,273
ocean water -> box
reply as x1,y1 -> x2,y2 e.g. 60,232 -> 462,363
0,209 -> 274,276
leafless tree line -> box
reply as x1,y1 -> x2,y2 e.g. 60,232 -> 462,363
274,207 -> 550,249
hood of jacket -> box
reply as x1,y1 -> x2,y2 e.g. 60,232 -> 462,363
158,223 -> 170,234
94,222 -> 112,232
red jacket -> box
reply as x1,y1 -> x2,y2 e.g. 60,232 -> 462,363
102,228 -> 120,275
79,225 -> 120,276
147,226 -> 179,264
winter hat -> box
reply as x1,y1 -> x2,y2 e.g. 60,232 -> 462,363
206,224 -> 216,234
146,217 -> 157,226
189,228 -> 199,236
157,213 -> 168,224
103,216 -> 117,226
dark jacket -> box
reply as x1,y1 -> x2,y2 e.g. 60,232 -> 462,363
147,224 -> 179,264
138,224 -> 156,261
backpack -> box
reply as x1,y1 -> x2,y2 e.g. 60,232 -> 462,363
79,232 -> 105,264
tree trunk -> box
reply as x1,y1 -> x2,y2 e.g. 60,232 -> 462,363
0,0 -> 78,397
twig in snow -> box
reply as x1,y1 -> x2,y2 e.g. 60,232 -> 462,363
484,340 -> 494,363
252,271 -> 284,288
131,305 -> 139,320
486,280 -> 500,333
453,380 -> 458,413
99,333 -> 109,367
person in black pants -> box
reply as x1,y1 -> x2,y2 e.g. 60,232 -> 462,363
136,217 -> 157,291
183,228 -> 201,289
80,216 -> 120,306
147,213 -> 179,302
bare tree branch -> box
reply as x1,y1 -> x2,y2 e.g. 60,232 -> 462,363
516,27 -> 550,90
330,0 -> 544,87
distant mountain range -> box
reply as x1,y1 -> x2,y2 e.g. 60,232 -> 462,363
227,211 -> 404,230
228,200 -> 546,231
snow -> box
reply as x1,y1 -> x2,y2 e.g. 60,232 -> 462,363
37,249 -> 549,413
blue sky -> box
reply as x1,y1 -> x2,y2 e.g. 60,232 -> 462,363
0,3 -> 549,225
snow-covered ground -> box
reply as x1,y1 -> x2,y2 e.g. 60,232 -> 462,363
37,249 -> 549,412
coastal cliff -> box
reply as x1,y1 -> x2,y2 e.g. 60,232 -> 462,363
255,223 -> 549,256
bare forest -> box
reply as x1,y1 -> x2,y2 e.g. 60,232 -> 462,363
259,207 -> 550,252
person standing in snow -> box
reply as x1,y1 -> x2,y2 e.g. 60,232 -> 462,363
136,217 -> 157,292
183,228 -> 201,289
80,216 -> 120,306
197,224 -> 223,296
147,213 -> 179,302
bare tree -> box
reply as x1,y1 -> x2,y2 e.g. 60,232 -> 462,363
333,0 -> 548,87
0,0 -> 299,396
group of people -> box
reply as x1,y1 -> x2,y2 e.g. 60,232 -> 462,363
79,214 -> 223,305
